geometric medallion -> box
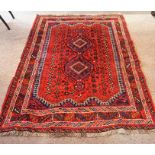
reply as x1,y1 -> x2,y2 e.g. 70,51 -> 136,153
65,56 -> 93,80
67,36 -> 92,53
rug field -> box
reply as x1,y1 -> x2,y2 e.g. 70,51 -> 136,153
0,15 -> 155,134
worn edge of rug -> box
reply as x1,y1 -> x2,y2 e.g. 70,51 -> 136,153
0,14 -> 155,137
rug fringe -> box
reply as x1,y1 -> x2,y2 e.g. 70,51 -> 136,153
1,129 -> 155,138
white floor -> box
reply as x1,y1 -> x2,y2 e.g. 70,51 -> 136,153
0,12 -> 155,143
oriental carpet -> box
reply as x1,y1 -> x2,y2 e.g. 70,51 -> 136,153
0,15 -> 155,134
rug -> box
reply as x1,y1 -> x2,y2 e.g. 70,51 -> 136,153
0,15 -> 155,134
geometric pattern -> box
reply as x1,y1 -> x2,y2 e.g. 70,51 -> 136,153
66,34 -> 93,90
0,15 -> 155,134
65,56 -> 93,80
67,35 -> 92,53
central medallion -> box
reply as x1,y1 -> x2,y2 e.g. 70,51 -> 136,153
65,56 -> 93,80
70,61 -> 88,75
65,34 -> 93,91
73,38 -> 87,48
67,36 -> 92,53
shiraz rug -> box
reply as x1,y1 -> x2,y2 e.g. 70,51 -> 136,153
0,15 -> 155,134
